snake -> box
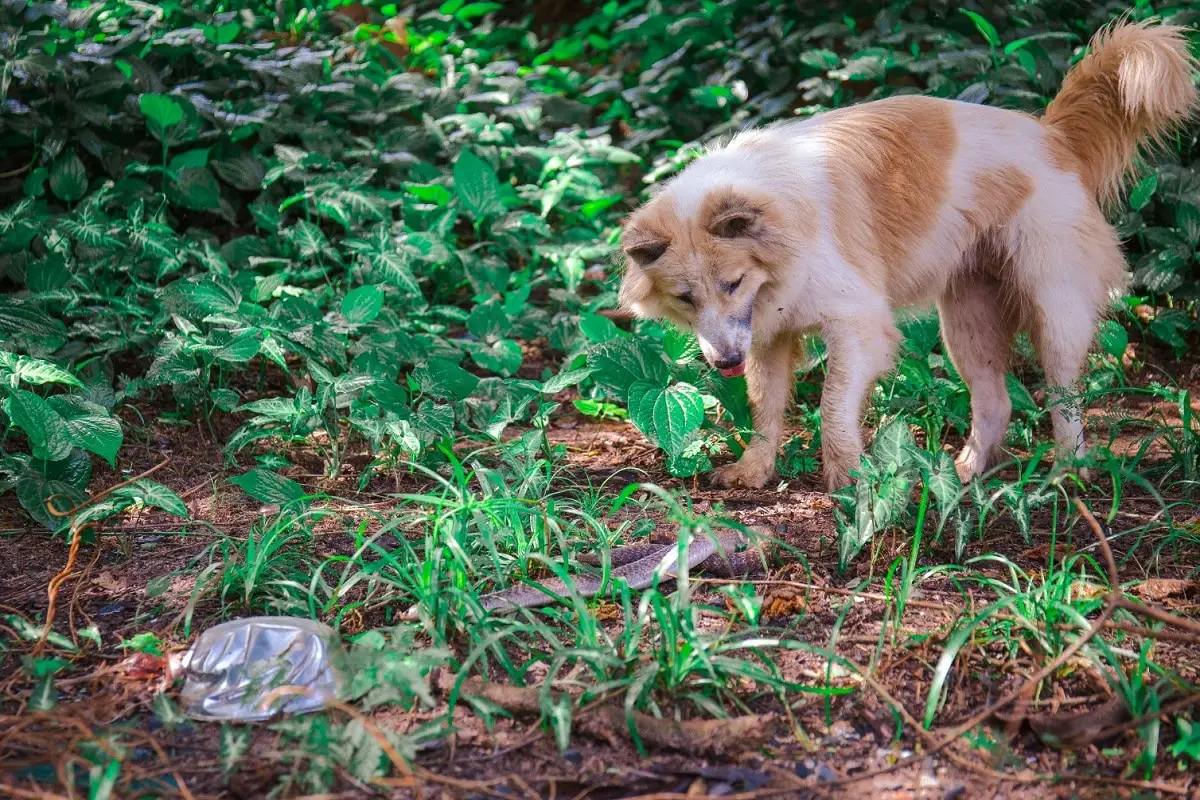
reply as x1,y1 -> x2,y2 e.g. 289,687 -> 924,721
401,529 -> 769,618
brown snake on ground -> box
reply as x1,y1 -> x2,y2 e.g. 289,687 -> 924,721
402,529 -> 769,617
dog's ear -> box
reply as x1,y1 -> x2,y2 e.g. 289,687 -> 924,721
623,240 -> 667,266
706,194 -> 765,239
619,217 -> 669,267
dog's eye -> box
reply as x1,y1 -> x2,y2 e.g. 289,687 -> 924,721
676,291 -> 695,306
727,276 -> 744,293
627,242 -> 667,264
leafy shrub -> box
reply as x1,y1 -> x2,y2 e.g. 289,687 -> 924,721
1,0 -> 1199,527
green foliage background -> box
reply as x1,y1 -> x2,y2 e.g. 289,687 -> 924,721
2,0 -> 1199,526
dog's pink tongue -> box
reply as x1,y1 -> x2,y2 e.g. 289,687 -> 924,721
719,362 -> 746,378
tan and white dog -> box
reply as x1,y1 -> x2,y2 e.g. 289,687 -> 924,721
617,19 -> 1199,492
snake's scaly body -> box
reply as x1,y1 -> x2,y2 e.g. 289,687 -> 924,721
401,530 -> 767,618
480,530 -> 765,612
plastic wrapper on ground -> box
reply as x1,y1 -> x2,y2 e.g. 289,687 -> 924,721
171,616 -> 346,722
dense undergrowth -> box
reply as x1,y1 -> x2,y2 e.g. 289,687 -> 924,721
2,0 -> 1200,795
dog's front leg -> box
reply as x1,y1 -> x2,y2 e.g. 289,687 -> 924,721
820,317 -> 901,492
710,333 -> 799,489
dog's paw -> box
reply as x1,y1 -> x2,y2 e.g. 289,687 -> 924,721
954,445 -> 985,484
710,460 -> 773,490
823,466 -> 852,494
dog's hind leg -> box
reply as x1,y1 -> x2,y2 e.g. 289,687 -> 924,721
1016,213 -> 1124,477
937,271 -> 1018,482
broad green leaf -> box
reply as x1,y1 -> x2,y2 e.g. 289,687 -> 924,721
17,472 -> 86,533
580,312 -> 619,344
0,300 -> 67,342
213,152 -> 266,191
869,418 -> 917,472
924,449 -> 962,510
49,152 -> 87,204
412,358 -> 479,401
627,379 -> 660,431
648,382 -> 705,456
44,448 -> 93,491
453,150 -> 502,221
341,285 -> 385,324
663,328 -> 701,362
1176,202 -> 1200,246
126,480 -> 190,518
160,279 -> 241,319
707,370 -> 752,430
800,48 -> 840,70
542,367 -> 593,394
466,301 -> 509,340
1129,172 -> 1159,212
216,332 -> 261,363
1006,374 -> 1039,414
1133,249 -> 1186,294
26,253 -> 72,293
169,148 -> 209,172
471,339 -> 523,377
228,468 -> 306,506
0,352 -> 81,388
838,478 -> 878,568
9,390 -> 73,462
140,93 -> 184,140
23,166 -> 49,198
587,338 -> 669,401
170,166 -> 223,212
203,21 -> 241,44
405,183 -> 454,206
46,396 -> 123,466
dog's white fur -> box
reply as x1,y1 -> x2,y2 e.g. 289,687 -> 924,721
618,19 -> 1199,491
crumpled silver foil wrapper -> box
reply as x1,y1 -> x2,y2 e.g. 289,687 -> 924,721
173,616 -> 345,722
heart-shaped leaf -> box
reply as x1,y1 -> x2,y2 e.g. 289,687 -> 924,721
453,149 -> 503,221
49,152 -> 87,204
228,468 -> 306,506
341,285 -> 385,325
139,93 -> 184,141
9,390 -> 74,462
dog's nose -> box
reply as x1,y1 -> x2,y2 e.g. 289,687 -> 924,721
714,355 -> 744,370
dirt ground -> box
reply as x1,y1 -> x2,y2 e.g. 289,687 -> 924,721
1,378 -> 1198,799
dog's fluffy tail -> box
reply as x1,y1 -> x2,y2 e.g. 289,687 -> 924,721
1044,18 -> 1199,206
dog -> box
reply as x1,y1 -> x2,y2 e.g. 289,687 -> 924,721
616,19 -> 1199,492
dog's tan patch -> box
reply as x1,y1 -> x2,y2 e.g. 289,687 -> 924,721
617,196 -> 684,315
966,165 -> 1034,232
694,186 -> 817,280
1042,125 -> 1086,183
819,96 -> 957,297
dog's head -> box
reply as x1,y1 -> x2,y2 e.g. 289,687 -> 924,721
617,184 -> 787,378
